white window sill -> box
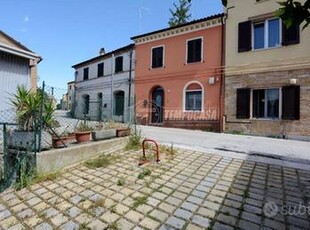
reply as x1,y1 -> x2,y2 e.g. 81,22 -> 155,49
250,118 -> 281,121
185,60 -> 204,65
150,66 -> 165,70
252,45 -> 282,52
184,110 -> 203,113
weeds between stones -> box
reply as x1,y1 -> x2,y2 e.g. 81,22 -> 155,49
84,154 -> 121,169
132,196 -> 148,209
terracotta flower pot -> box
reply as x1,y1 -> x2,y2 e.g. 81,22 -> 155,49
75,131 -> 91,143
52,133 -> 76,148
116,128 -> 131,137
52,137 -> 67,148
65,133 -> 76,143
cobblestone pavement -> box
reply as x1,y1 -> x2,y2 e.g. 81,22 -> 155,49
0,148 -> 310,230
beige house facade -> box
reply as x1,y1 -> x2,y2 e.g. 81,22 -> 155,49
224,0 -> 310,140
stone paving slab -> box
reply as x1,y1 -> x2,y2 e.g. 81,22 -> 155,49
0,148 -> 310,229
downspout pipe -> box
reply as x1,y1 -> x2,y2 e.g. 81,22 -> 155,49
128,51 -> 133,107
110,53 -> 114,119
128,51 -> 133,122
219,14 -> 226,133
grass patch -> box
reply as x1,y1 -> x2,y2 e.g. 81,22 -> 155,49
137,168 -> 152,180
125,131 -> 142,151
160,144 -> 176,158
33,171 -> 62,183
84,154 -> 120,169
14,169 -> 62,190
117,177 -> 126,186
132,196 -> 148,209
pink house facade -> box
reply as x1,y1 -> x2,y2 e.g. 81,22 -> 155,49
131,14 -> 224,131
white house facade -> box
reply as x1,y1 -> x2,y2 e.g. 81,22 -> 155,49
72,44 -> 135,122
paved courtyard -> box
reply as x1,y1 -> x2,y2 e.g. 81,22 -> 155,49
0,148 -> 310,229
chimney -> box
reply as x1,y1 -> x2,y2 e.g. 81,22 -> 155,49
99,48 -> 105,55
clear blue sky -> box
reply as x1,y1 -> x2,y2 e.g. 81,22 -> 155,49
0,0 -> 223,89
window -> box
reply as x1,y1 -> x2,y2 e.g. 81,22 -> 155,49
115,56 -> 123,73
97,62 -> 104,77
187,38 -> 202,63
253,22 -> 265,49
83,67 -> 89,80
253,18 -> 280,50
185,83 -> 203,111
253,88 -> 280,119
238,19 -> 299,52
237,87 -> 300,120
151,46 -> 164,68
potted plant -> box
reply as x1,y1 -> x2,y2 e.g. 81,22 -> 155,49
9,86 -> 55,151
74,119 -> 93,143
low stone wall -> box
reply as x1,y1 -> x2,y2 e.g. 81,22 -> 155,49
224,68 -> 310,139
37,137 -> 128,173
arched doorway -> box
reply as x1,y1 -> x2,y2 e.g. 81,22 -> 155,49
151,87 -> 164,123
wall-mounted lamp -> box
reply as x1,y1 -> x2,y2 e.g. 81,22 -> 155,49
290,78 -> 297,85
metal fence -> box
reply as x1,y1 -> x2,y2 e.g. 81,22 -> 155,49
0,81 -> 138,191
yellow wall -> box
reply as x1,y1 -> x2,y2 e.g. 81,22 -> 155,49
225,0 -> 310,73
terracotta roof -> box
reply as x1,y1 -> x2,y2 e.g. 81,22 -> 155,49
131,13 -> 224,40
72,44 -> 134,68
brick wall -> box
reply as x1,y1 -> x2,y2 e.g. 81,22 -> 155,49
224,68 -> 310,139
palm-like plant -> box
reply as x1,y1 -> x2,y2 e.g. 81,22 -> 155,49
10,85 -> 55,131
